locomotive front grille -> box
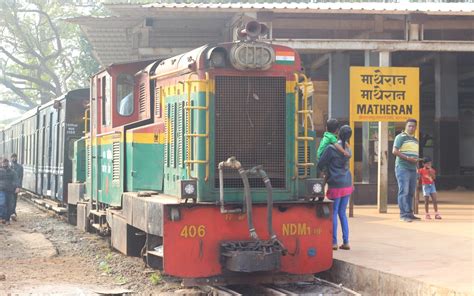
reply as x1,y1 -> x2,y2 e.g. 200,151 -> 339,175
214,76 -> 286,189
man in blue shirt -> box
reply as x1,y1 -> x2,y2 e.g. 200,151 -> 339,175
392,119 -> 420,222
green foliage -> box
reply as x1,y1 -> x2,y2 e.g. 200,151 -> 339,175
149,272 -> 162,285
105,252 -> 114,261
115,275 -> 128,285
99,260 -> 112,274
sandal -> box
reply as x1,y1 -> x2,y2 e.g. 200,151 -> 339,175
339,244 -> 350,250
435,214 -> 442,220
332,244 -> 338,250
425,214 -> 431,219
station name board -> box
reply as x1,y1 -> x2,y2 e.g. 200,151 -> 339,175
350,67 -> 419,122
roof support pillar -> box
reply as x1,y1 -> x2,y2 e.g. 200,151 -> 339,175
328,52 -> 350,122
434,53 -> 460,175
361,51 -> 380,184
377,51 -> 391,214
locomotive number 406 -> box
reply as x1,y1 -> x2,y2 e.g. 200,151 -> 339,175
180,225 -> 206,238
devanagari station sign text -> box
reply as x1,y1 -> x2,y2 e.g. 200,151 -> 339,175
350,67 -> 419,122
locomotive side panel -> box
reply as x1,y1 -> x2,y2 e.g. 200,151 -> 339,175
125,123 -> 165,192
160,81 -> 190,197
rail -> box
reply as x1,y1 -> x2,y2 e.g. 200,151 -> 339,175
207,276 -> 361,295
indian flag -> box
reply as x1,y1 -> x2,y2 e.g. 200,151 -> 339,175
275,51 -> 295,65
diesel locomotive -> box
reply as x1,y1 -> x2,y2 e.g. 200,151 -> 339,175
5,21 -> 333,285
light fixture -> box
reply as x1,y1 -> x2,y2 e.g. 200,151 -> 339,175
178,179 -> 197,201
230,43 -> 274,70
305,178 -> 325,200
207,47 -> 227,68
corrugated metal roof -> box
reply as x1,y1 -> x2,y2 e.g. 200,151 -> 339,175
137,2 -> 474,15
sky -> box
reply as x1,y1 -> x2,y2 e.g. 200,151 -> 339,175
0,105 -> 22,120
0,85 -> 24,124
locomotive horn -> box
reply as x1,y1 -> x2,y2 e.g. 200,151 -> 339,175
240,21 -> 261,38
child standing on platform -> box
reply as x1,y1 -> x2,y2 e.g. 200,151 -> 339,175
418,157 -> 442,220
317,119 -> 350,160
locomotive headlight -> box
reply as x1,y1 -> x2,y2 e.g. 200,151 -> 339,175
207,47 -> 227,68
178,179 -> 197,201
305,178 -> 325,199
230,43 -> 274,70
255,47 -> 272,65
238,47 -> 254,64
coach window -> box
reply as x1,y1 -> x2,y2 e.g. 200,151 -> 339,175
117,74 -> 134,116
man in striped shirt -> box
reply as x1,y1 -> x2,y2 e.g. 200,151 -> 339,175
392,119 -> 421,222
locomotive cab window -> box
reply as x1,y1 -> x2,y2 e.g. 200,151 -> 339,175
117,73 -> 135,116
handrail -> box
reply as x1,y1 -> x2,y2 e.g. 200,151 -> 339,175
293,72 -> 315,179
184,72 -> 210,181
82,105 -> 90,134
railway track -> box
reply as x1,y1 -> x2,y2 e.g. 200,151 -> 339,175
209,277 -> 361,296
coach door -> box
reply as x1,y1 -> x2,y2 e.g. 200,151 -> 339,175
51,103 -> 62,202
44,111 -> 54,197
38,113 -> 45,196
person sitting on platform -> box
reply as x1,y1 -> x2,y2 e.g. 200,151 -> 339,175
418,157 -> 441,220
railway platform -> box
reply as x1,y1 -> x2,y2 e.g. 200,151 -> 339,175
321,190 -> 474,295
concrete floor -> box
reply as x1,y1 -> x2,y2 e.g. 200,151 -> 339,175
333,191 -> 474,295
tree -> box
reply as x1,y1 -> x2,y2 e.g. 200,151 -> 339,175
0,0 -> 99,111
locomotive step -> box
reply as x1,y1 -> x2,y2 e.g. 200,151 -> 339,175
32,198 -> 67,214
89,209 -> 107,217
90,223 -> 108,232
147,250 -> 163,258
147,245 -> 163,257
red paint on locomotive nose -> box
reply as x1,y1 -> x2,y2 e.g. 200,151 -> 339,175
161,204 -> 333,278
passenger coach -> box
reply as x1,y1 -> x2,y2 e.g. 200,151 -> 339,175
0,89 -> 89,204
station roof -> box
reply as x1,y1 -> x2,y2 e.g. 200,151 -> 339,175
117,2 -> 474,16
69,2 -> 474,66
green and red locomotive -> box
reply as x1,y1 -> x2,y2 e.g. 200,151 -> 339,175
69,22 -> 332,284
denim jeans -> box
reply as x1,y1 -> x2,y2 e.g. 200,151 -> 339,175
9,193 -> 17,216
0,191 -> 8,220
332,195 -> 350,245
395,166 -> 417,218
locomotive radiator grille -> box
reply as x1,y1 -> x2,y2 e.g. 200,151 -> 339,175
86,143 -> 91,178
154,86 -> 161,117
139,83 -> 146,114
214,76 -> 286,188
112,141 -> 120,183
164,103 -> 169,167
177,101 -> 183,167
